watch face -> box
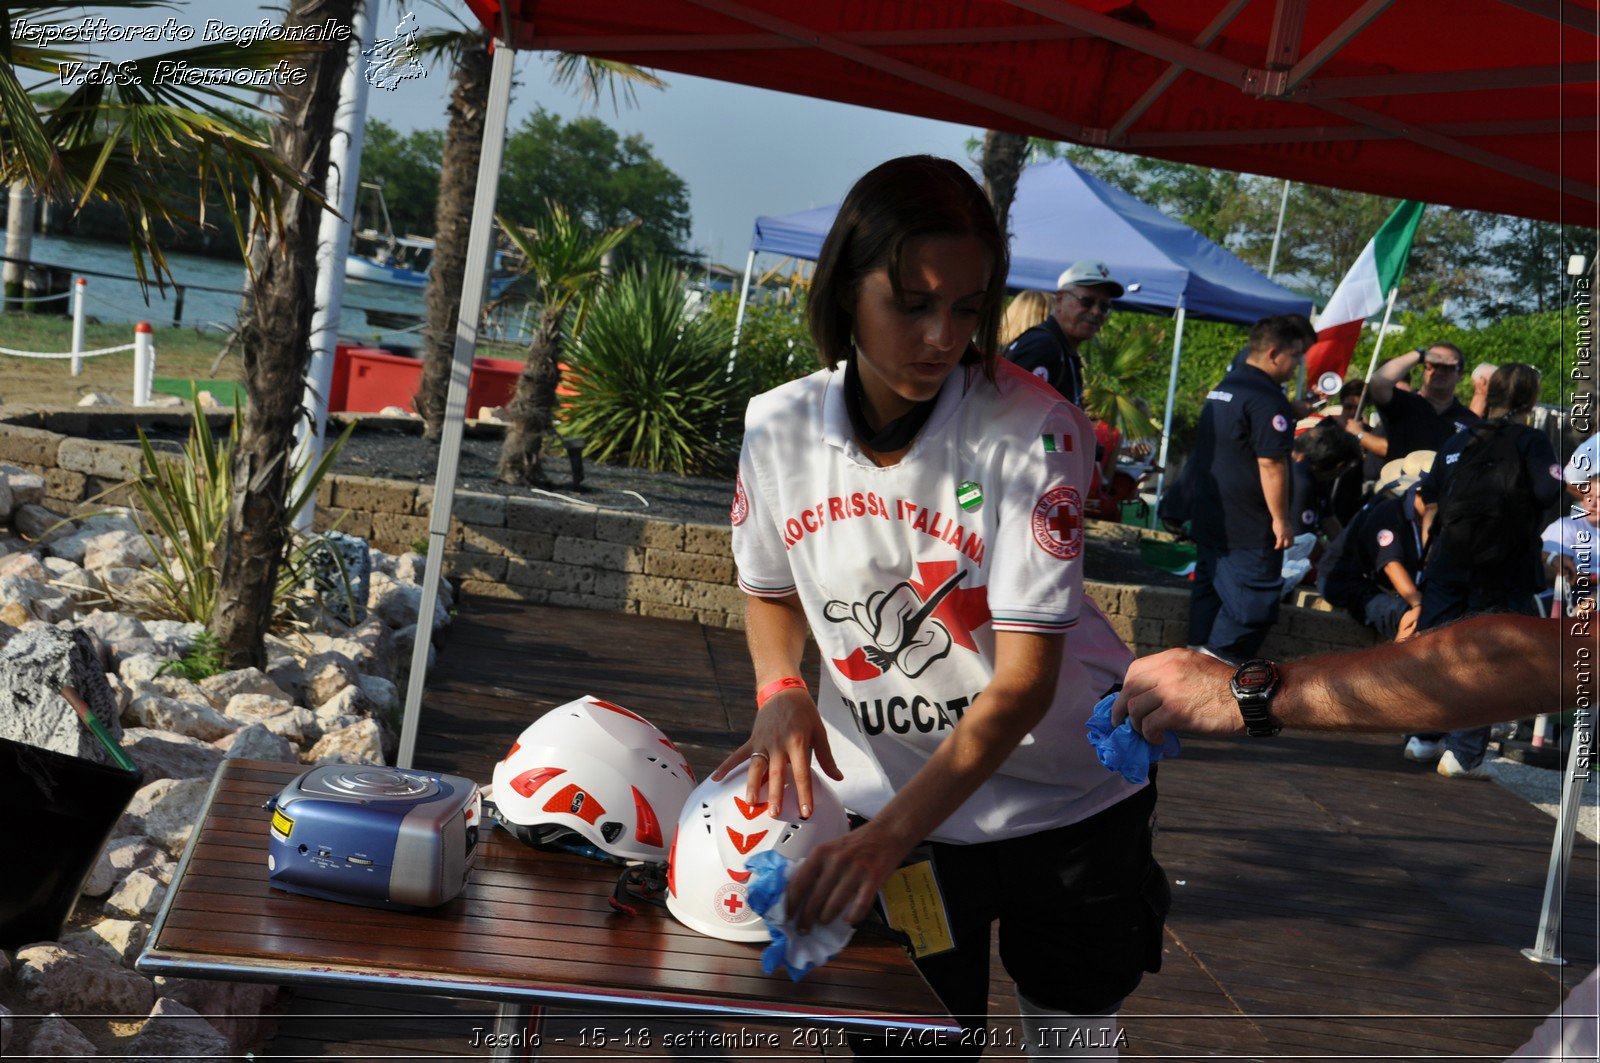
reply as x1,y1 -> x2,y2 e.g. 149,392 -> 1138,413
1236,667 -> 1272,691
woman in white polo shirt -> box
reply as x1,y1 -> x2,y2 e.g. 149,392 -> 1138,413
713,156 -> 1167,1060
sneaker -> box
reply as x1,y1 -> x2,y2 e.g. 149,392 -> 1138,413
1404,737 -> 1445,763
1437,750 -> 1497,779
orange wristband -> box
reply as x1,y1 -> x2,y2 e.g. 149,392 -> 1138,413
756,676 -> 806,708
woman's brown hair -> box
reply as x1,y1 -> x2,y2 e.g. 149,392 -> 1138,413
807,155 -> 1008,378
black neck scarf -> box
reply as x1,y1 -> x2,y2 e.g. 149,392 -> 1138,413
843,353 -> 940,454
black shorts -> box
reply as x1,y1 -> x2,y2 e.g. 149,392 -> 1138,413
851,784 -> 1169,1058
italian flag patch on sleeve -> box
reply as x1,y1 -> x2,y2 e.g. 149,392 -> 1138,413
1041,432 -> 1072,453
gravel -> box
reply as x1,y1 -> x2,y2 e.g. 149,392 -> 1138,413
1492,755 -> 1600,844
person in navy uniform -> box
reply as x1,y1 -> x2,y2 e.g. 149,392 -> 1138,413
1350,342 -> 1480,462
1288,421 -> 1362,540
1178,314 -> 1316,662
1001,259 -> 1122,407
1320,452 -> 1434,643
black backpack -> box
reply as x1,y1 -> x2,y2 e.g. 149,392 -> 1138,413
1433,421 -> 1539,568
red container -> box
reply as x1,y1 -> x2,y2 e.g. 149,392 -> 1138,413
467,356 -> 521,416
343,347 -> 421,413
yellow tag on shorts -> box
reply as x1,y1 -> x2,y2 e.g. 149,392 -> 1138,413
879,858 -> 955,959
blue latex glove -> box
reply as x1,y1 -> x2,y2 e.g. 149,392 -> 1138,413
1085,691 -> 1180,784
745,850 -> 853,981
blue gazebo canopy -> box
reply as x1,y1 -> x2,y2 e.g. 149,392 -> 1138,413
749,159 -> 1311,325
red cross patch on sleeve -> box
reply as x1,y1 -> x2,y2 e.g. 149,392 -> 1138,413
730,473 -> 749,527
1031,486 -> 1083,560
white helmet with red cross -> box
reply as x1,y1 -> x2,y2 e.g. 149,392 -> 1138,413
665,761 -> 850,942
490,695 -> 695,863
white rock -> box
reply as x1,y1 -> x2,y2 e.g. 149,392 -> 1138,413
45,558 -> 104,605
143,619 -> 204,656
377,404 -> 414,417
0,574 -> 74,623
120,776 -> 210,855
306,718 -> 384,764
83,836 -> 171,897
82,610 -> 153,659
225,693 -> 316,744
0,551 -> 49,581
394,624 -> 436,673
78,391 -> 120,406
395,551 -> 426,583
199,667 -> 291,706
16,942 -> 155,1014
66,917 -> 149,966
368,570 -> 449,630
44,528 -> 92,564
105,867 -> 168,919
317,683 -> 369,719
121,727 -> 224,782
216,722 -> 298,763
13,502 -> 71,543
312,711 -> 361,735
302,650 -> 360,707
120,652 -> 172,684
82,508 -> 146,536
0,463 -> 45,506
125,691 -> 239,742
98,565 -> 150,591
151,977 -> 282,1050
369,547 -> 398,575
106,671 -> 131,712
28,1012 -> 98,1056
265,655 -> 306,703
127,996 -> 231,1059
349,616 -> 398,675
136,674 -> 217,708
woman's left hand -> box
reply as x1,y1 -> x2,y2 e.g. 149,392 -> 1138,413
786,820 -> 915,934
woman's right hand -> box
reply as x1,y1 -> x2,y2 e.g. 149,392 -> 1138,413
711,687 -> 842,820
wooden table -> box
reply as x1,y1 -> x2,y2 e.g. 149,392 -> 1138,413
137,760 -> 956,1060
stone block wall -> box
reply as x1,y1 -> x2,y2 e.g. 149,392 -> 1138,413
0,413 -> 1377,660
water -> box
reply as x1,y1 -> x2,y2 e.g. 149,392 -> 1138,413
22,234 -> 530,347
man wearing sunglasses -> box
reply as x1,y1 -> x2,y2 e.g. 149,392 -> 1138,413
1002,259 -> 1122,407
1352,343 -> 1480,461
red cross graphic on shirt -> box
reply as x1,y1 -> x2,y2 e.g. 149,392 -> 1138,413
722,892 -> 745,915
1047,504 -> 1080,543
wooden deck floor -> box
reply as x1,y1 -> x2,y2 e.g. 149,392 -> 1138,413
265,596 -> 1598,1060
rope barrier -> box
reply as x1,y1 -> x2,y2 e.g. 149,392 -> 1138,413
0,341 -> 137,359
2,288 -> 73,302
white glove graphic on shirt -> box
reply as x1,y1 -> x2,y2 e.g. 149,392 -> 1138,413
823,570 -> 965,678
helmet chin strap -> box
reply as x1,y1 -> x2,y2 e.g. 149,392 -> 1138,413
1016,990 -> 1122,1060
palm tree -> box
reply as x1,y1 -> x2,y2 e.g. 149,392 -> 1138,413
978,130 -> 1030,239
410,12 -> 664,439
1080,330 -> 1164,442
494,204 -> 634,485
0,1 -> 310,288
212,0 -> 359,668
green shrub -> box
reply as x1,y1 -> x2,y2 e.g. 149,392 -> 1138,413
157,629 -> 226,681
702,290 -> 818,402
121,397 -> 354,626
563,264 -> 743,474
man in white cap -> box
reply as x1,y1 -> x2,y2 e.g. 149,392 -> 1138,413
1002,259 -> 1123,407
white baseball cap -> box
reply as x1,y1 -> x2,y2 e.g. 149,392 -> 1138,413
1055,259 -> 1125,298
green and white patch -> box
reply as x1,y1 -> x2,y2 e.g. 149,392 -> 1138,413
956,480 -> 983,511
1040,432 -> 1072,453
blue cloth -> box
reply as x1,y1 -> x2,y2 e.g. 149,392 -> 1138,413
745,850 -> 853,981
1085,692 -> 1181,784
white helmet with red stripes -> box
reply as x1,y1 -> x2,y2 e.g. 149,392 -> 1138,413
665,761 -> 849,941
490,695 -> 695,863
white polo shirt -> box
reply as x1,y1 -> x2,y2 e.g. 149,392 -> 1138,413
1543,512 -> 1600,576
731,358 -> 1139,844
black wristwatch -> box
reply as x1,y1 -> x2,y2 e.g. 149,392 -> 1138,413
1230,659 -> 1282,737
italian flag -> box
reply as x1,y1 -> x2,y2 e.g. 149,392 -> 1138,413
1303,201 -> 1425,385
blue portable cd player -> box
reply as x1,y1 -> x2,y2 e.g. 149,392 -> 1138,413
265,764 -> 481,910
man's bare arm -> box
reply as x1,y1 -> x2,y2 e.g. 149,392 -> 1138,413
1364,349 -> 1423,407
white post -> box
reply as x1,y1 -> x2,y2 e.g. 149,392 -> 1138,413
1521,720 -> 1591,966
292,0 -> 378,533
728,249 -> 756,370
397,32 -> 516,770
1267,178 -> 1291,279
1354,287 -> 1401,409
69,277 -> 86,376
132,322 -> 154,405
1152,296 -> 1188,509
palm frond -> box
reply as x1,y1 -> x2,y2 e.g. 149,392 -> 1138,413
547,52 -> 666,112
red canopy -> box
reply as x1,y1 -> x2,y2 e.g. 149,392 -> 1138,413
464,0 -> 1597,225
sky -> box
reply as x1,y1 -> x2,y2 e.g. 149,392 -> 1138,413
43,0 -> 981,269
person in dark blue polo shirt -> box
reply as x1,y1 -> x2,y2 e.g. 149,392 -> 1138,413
1179,314 -> 1317,662
1349,342 -> 1480,462
1320,453 -> 1432,643
1415,362 -> 1563,778
1002,259 -> 1122,407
